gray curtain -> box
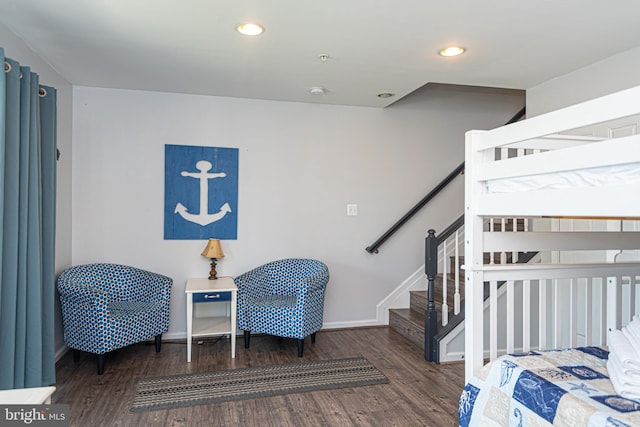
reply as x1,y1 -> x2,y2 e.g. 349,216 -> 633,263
0,47 -> 57,389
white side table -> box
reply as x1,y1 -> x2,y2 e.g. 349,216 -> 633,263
185,277 -> 237,362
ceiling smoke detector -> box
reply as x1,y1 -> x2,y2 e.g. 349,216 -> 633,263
310,87 -> 326,95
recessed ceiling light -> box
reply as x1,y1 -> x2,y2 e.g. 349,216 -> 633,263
377,93 -> 395,98
236,23 -> 265,36
310,87 -> 326,95
439,46 -> 465,57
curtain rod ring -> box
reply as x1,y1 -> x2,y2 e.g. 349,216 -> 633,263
39,87 -> 47,97
4,61 -> 10,73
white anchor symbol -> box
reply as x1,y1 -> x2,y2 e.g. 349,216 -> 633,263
174,160 -> 232,226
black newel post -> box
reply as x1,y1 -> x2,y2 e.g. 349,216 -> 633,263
424,229 -> 438,362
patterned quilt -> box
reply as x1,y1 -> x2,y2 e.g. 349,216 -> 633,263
459,347 -> 640,426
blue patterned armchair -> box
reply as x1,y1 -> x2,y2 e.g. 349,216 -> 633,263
235,258 -> 329,357
57,263 -> 172,374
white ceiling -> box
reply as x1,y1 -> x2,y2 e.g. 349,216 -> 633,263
1,0 -> 640,108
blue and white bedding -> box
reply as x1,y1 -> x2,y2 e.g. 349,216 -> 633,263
459,347 -> 640,426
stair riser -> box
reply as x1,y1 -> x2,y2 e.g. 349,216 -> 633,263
389,309 -> 425,350
410,291 -> 428,314
410,288 -> 463,313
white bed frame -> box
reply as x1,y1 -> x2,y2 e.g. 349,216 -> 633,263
464,85 -> 640,382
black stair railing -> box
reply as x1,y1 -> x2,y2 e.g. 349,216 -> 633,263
424,229 -> 438,361
423,215 -> 464,362
365,106 -> 525,255
365,163 -> 464,254
424,215 -> 464,362
436,214 -> 465,246
425,227 -> 539,363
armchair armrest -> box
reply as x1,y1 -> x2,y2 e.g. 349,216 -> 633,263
235,267 -> 272,299
57,281 -> 106,305
300,275 -> 329,293
132,270 -> 173,302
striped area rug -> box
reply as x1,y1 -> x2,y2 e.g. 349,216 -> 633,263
130,357 -> 388,412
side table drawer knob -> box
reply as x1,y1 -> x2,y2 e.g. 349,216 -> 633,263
205,294 -> 221,300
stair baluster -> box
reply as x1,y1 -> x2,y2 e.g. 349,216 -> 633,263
441,238 -> 449,326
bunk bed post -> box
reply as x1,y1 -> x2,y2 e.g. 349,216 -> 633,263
464,130 -> 487,382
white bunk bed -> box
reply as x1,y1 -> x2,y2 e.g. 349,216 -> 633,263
460,86 -> 640,426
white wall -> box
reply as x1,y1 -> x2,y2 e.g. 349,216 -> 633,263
72,84 -> 523,340
0,24 -> 73,357
527,46 -> 640,116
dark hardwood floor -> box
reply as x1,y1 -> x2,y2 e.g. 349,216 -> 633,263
52,327 -> 464,426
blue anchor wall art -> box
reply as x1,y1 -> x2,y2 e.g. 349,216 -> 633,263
164,144 -> 238,240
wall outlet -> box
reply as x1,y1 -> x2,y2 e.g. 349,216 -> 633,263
347,204 -> 358,216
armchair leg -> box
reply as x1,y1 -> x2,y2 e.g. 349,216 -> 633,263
311,332 -> 317,343
297,338 -> 304,357
244,330 -> 251,348
155,334 -> 162,352
97,354 -> 105,375
72,349 -> 80,363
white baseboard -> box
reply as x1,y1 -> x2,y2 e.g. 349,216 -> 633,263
321,319 -> 381,329
163,331 -> 188,341
55,345 -> 69,362
162,319 -> 384,342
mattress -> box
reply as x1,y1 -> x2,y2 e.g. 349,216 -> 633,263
459,347 -> 640,426
485,163 -> 640,194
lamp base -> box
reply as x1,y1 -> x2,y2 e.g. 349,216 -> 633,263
208,258 -> 218,280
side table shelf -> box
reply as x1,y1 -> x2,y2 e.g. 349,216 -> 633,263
185,277 -> 237,362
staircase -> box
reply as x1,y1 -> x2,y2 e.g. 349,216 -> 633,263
389,261 -> 464,355
389,218 -> 531,363
363,110 -> 528,361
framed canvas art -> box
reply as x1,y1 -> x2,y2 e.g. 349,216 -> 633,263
164,145 -> 238,240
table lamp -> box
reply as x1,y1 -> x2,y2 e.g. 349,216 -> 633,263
201,239 -> 224,279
